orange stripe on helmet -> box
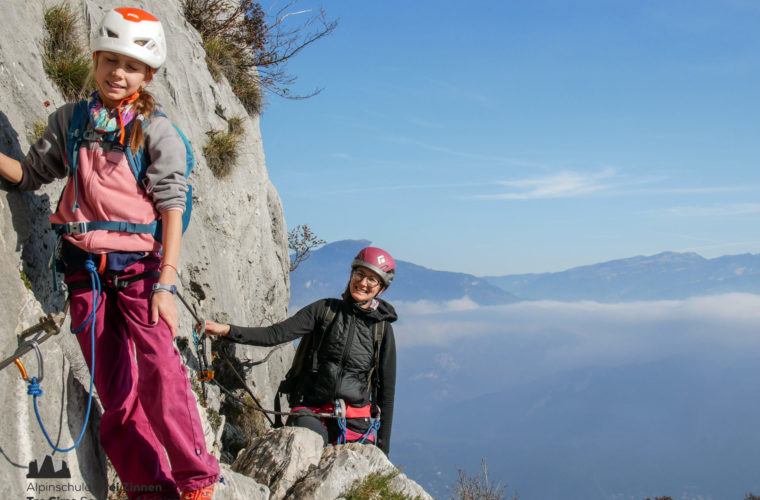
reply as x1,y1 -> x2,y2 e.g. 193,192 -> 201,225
114,7 -> 158,23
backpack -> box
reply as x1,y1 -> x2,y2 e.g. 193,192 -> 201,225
273,299 -> 388,427
55,99 -> 194,241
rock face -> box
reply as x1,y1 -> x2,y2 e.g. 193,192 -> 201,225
233,426 -> 324,500
0,1 -> 433,499
0,0 -> 288,497
234,429 -> 433,500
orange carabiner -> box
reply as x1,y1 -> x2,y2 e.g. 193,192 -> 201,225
14,358 -> 29,381
13,341 -> 44,383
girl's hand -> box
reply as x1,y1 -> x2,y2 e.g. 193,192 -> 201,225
151,290 -> 178,338
200,319 -> 231,338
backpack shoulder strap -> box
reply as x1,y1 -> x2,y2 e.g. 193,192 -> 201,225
125,110 -> 162,183
65,100 -> 89,177
282,299 -> 340,384
321,298 -> 339,331
311,299 -> 339,372
125,110 -> 195,239
276,298 -> 341,418
366,319 -> 387,394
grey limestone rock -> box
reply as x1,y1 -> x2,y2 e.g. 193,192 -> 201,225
284,443 -> 434,500
232,426 -> 323,500
0,1 -> 433,499
214,464 -> 270,500
388,472 -> 435,500
0,0 -> 288,497
286,447 -> 375,500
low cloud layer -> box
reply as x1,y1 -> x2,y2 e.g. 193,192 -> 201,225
394,293 -> 760,388
392,294 -> 760,499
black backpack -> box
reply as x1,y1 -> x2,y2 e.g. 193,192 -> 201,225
274,299 -> 387,426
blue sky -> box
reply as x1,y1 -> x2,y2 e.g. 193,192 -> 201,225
260,0 -> 760,276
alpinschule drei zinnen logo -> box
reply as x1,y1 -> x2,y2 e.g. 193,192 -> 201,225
27,454 -> 71,479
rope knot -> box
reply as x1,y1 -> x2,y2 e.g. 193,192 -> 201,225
84,259 -> 97,273
27,377 -> 43,397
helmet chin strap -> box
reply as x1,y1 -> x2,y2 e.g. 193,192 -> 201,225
115,91 -> 141,145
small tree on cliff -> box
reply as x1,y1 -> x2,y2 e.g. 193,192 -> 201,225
288,224 -> 325,272
183,0 -> 337,108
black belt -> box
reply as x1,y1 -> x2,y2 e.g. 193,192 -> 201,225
66,270 -> 160,292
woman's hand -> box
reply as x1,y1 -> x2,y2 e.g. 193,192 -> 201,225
200,319 -> 231,338
151,291 -> 178,338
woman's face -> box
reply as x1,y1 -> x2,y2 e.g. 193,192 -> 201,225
93,51 -> 149,108
349,267 -> 384,305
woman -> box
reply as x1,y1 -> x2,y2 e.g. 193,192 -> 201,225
203,247 -> 398,455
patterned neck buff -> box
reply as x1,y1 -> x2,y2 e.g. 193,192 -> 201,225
87,90 -> 140,144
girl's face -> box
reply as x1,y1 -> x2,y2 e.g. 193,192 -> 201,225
349,267 -> 384,305
93,51 -> 149,108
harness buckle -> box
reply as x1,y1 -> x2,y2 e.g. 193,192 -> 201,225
64,222 -> 88,235
82,129 -> 101,142
110,274 -> 124,290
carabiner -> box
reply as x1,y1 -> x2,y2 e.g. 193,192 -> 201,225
14,340 -> 44,383
334,398 -> 347,419
194,319 -> 207,339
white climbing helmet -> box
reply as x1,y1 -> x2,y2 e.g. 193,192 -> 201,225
91,7 -> 167,69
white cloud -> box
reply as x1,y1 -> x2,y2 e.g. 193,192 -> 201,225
474,168 -> 619,200
395,293 -> 760,359
469,168 -> 759,201
435,352 -> 459,372
394,294 -> 760,402
395,296 -> 479,316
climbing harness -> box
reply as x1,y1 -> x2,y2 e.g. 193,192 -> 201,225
333,399 -> 381,445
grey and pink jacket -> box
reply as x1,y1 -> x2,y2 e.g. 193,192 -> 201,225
18,101 -> 188,253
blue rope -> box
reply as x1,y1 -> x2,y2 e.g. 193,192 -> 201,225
70,260 -> 99,334
358,419 -> 381,444
336,400 -> 347,445
30,258 -> 98,453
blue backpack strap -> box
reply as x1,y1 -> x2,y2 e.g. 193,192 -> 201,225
53,220 -> 157,236
64,100 -> 90,212
128,110 -> 194,241
173,123 -> 194,235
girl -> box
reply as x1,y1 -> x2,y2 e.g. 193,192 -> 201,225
0,7 -> 218,500
202,247 -> 398,456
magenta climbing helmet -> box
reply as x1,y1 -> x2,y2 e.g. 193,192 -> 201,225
351,247 -> 395,287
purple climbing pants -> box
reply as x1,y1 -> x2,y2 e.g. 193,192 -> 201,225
66,253 -> 219,499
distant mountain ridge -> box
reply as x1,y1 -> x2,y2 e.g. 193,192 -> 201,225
289,240 -> 519,309
485,251 -> 760,302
